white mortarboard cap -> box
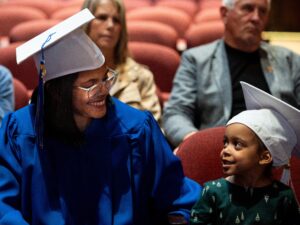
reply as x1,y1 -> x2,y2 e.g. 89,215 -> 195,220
16,8 -> 104,82
227,82 -> 300,184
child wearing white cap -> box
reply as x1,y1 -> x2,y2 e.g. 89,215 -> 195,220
0,9 -> 201,225
190,82 -> 300,225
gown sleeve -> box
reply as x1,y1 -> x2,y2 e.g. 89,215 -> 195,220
0,113 -> 29,225
139,111 -> 202,223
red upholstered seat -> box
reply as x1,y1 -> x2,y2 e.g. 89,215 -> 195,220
176,126 -> 226,185
57,0 -> 84,8
127,6 -> 191,37
290,157 -> 300,203
184,20 -> 224,48
129,42 -> 180,93
123,0 -> 152,12
9,19 -> 60,43
127,21 -> 178,50
156,0 -> 198,17
128,42 -> 180,106
50,6 -> 81,20
0,42 -> 38,91
198,0 -> 222,10
1,0 -> 60,18
0,6 -> 47,36
194,8 -> 221,23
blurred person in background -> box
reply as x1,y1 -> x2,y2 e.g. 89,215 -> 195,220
82,0 -> 162,122
163,0 -> 300,149
0,65 -> 14,126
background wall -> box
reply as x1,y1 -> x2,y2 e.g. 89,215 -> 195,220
266,0 -> 300,31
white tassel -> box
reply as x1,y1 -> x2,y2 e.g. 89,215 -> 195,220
280,168 -> 291,185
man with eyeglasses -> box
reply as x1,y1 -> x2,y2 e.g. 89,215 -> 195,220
163,0 -> 300,149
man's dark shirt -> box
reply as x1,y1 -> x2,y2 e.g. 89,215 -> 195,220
225,43 -> 271,118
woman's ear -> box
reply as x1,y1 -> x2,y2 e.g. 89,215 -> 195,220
259,150 -> 273,165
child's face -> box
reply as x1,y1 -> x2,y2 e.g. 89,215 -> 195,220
220,123 -> 265,177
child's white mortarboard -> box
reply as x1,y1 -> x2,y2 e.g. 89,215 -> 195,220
227,82 -> 300,185
15,8 -> 105,149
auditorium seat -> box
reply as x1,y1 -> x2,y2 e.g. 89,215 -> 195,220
128,42 -> 180,106
123,0 -> 152,12
0,42 -> 38,91
184,20 -> 224,48
194,8 -> 221,24
127,6 -> 191,38
1,0 -> 60,18
9,19 -> 60,43
127,21 -> 178,50
156,0 -> 198,17
50,6 -> 81,20
0,6 -> 47,37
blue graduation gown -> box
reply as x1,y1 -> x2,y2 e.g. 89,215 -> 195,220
0,98 -> 201,225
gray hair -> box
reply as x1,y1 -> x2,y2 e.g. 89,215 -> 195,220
222,0 -> 271,10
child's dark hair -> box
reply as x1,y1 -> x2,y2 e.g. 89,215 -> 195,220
257,135 -> 273,178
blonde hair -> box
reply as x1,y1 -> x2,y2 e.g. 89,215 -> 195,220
81,0 -> 129,65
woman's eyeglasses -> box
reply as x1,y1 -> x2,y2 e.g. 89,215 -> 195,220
76,67 -> 118,100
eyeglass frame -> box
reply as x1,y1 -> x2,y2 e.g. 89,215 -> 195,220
75,67 -> 118,98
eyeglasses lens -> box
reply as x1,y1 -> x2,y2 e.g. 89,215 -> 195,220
87,69 -> 116,100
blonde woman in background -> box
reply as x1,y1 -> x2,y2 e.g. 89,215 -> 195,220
82,0 -> 162,122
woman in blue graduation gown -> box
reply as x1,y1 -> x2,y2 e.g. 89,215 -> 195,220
0,9 -> 201,225
0,96 -> 200,224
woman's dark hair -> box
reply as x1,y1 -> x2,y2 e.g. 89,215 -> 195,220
39,73 -> 84,146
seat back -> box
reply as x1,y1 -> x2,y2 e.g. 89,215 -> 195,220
57,0 -> 84,8
123,0 -> 152,12
0,42 -> 38,90
176,126 -> 225,185
184,20 -> 224,48
127,6 -> 191,37
156,0 -> 198,17
129,42 -> 180,107
128,42 -> 180,93
127,21 -> 178,50
194,8 -> 221,24
9,19 -> 60,43
198,0 -> 222,10
290,157 -> 300,203
0,5 -> 47,36
1,0 -> 60,17
50,6 -> 81,20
